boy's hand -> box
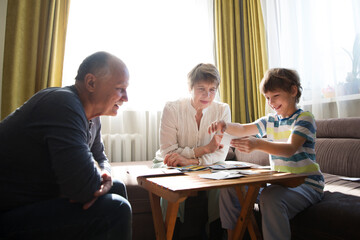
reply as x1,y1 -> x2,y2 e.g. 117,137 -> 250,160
208,120 -> 227,134
231,136 -> 258,153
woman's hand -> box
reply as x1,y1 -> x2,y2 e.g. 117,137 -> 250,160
230,136 -> 258,153
206,134 -> 224,153
208,120 -> 227,134
164,153 -> 191,167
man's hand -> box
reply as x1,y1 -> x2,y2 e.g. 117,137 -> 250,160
208,120 -> 227,134
230,136 -> 258,153
82,171 -> 113,210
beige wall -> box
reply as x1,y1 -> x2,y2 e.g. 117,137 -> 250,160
0,0 -> 8,119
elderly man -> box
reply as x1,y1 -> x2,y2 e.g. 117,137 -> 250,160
0,51 -> 132,239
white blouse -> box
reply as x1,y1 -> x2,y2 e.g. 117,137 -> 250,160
154,98 -> 231,166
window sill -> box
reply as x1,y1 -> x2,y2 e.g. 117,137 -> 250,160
301,93 -> 360,105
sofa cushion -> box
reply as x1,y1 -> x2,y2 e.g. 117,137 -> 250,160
290,173 -> 360,240
316,117 -> 360,139
111,161 -> 155,240
316,138 -> 360,177
112,161 -> 153,213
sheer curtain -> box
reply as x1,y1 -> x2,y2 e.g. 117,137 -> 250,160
261,0 -> 360,119
62,0 -> 215,161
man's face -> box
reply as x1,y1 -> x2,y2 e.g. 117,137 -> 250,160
92,61 -> 129,117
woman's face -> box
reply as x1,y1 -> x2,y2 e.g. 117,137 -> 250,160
190,80 -> 218,111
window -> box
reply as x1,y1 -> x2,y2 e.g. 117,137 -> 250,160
62,0 -> 215,162
62,0 -> 215,111
262,0 -> 360,119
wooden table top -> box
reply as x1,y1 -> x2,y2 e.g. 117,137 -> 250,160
137,168 -> 307,202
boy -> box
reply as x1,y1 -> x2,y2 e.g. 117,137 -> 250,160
208,68 -> 324,240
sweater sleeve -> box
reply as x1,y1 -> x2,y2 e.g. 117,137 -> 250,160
90,117 -> 111,174
30,90 -> 102,203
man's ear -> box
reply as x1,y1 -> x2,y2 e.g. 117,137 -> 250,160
84,73 -> 96,92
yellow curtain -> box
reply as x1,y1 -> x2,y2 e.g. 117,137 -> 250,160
215,0 -> 268,123
1,0 -> 70,119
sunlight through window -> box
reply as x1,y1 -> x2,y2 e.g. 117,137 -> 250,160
62,0 -> 215,111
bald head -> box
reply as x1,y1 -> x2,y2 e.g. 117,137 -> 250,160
75,51 -> 127,83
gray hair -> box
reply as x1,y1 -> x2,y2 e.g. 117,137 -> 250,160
75,51 -> 114,81
187,63 -> 221,89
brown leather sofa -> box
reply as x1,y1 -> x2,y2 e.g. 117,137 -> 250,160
111,117 -> 360,240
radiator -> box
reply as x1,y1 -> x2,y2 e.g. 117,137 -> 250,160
102,133 -> 145,162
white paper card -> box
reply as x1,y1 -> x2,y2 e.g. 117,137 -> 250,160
199,170 -> 244,180
219,133 -> 236,146
340,177 -> 360,182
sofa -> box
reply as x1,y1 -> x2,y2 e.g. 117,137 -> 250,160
111,117 -> 360,240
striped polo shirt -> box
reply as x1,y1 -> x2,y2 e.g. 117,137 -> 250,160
255,109 -> 324,193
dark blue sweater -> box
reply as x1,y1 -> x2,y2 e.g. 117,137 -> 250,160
0,85 -> 108,212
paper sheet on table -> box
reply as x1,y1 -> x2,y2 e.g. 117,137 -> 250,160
209,163 -> 251,170
340,177 -> 360,182
199,170 -> 244,180
210,169 -> 260,175
236,170 -> 260,175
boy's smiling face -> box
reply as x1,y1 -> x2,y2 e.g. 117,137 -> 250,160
264,86 -> 298,118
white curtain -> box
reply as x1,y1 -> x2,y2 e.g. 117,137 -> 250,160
100,111 -> 162,161
261,0 -> 360,119
62,0 -> 215,161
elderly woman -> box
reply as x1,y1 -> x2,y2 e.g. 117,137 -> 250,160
153,63 -> 231,239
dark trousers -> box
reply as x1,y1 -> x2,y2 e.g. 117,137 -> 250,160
0,180 -> 132,240
172,191 -> 223,240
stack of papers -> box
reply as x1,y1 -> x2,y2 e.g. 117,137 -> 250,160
199,171 -> 244,180
209,163 -> 251,170
128,167 -> 183,178
199,169 -> 259,180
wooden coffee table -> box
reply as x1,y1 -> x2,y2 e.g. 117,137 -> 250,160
137,168 -> 306,240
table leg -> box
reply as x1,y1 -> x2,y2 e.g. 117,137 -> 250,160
149,192 -> 166,240
233,185 -> 262,240
149,192 -> 187,240
165,201 -> 182,240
